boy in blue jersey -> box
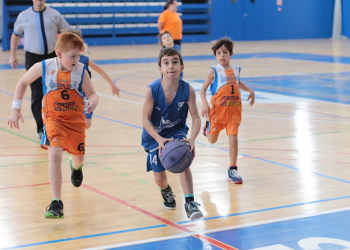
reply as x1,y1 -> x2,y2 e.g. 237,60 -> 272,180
141,48 -> 203,221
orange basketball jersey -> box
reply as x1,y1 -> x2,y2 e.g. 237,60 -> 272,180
41,58 -> 85,122
209,64 -> 242,124
40,58 -> 86,154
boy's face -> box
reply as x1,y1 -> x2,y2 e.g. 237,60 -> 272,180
57,48 -> 82,71
158,54 -> 184,79
161,33 -> 174,47
215,45 -> 233,67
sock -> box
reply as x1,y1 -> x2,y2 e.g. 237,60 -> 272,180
185,193 -> 194,203
161,184 -> 171,192
229,166 -> 237,170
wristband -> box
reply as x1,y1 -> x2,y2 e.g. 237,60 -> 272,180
12,100 -> 22,110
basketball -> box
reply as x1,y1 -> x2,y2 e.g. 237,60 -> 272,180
160,140 -> 193,173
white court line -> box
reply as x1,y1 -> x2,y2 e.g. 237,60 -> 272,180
96,92 -> 143,105
83,206 -> 350,250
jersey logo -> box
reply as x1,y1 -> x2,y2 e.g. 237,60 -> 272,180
177,102 -> 185,111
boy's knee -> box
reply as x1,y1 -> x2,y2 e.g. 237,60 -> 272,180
207,135 -> 218,144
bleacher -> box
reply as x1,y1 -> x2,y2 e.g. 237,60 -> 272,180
2,0 -> 210,51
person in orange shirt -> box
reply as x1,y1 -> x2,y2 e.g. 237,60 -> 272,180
8,32 -> 99,219
157,0 -> 183,46
200,37 -> 255,185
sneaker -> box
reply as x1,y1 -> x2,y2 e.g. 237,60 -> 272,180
161,186 -> 176,209
45,200 -> 64,219
70,157 -> 83,187
202,120 -> 210,137
184,201 -> 203,221
228,168 -> 243,184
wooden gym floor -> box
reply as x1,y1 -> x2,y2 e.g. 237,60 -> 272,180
0,38 -> 350,250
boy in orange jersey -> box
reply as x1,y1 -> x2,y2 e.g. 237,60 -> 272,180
8,32 -> 99,219
200,37 -> 255,184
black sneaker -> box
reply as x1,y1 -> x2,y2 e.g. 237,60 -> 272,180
184,201 -> 203,221
70,157 -> 83,187
161,186 -> 176,209
45,200 -> 64,219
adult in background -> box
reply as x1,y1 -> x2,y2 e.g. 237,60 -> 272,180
157,0 -> 183,46
9,0 -> 70,138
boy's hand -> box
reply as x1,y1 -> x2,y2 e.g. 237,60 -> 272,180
157,137 -> 173,157
86,99 -> 97,113
111,84 -> 120,98
247,91 -> 255,106
201,103 -> 210,118
181,139 -> 196,158
9,56 -> 19,69
8,110 -> 24,129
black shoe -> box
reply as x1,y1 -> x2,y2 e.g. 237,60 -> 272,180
184,201 -> 203,221
45,200 -> 64,219
161,186 -> 176,209
70,157 -> 83,187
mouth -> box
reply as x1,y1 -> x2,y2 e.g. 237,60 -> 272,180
72,64 -> 76,67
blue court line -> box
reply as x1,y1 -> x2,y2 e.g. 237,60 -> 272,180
4,194 -> 350,249
2,52 -> 350,70
0,90 -> 31,100
1,225 -> 167,250
178,195 -> 350,224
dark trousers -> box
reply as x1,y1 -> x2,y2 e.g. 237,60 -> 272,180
25,51 -> 56,134
174,39 -> 181,46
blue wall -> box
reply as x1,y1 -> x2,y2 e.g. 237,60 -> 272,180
342,0 -> 350,38
211,0 -> 335,41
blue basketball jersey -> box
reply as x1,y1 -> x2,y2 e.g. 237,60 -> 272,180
141,79 -> 190,151
79,55 -> 91,78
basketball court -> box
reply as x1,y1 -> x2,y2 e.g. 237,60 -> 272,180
0,38 -> 350,249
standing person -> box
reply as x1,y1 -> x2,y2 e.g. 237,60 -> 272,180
8,33 -> 99,219
9,0 -> 70,139
141,48 -> 203,221
157,0 -> 182,46
200,37 -> 255,184
61,28 -> 120,129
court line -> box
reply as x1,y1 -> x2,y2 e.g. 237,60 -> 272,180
82,206 -> 350,250
81,184 -> 239,250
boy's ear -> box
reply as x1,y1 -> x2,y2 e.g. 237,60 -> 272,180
56,50 -> 62,58
158,66 -> 162,72
180,64 -> 184,71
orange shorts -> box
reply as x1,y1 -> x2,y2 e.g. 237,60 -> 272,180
41,119 -> 86,155
207,121 -> 240,136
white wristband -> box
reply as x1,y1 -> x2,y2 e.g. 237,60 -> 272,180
12,100 -> 22,110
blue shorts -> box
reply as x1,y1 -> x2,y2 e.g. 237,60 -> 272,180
146,134 -> 186,172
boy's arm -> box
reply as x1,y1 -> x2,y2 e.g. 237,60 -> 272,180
185,85 -> 201,156
142,87 -> 172,154
8,62 -> 43,128
239,81 -> 255,106
88,59 -> 120,97
199,68 -> 214,118
81,70 -> 99,112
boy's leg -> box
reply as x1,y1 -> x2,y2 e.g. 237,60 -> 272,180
47,146 -> 63,199
203,120 -> 220,144
85,119 -> 92,129
154,171 -> 176,209
227,134 -> 242,184
147,149 -> 176,209
180,168 -> 203,221
45,146 -> 64,219
70,154 -> 84,187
